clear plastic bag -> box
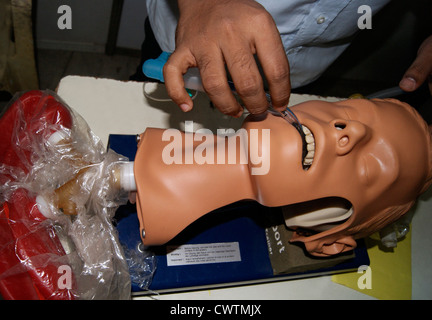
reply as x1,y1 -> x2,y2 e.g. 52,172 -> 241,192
0,90 -> 155,299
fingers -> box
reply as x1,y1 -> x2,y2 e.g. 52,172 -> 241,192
224,47 -> 267,115
164,48 -> 243,115
166,44 -> 289,116
221,12 -> 290,115
198,49 -> 244,117
399,35 -> 432,92
255,21 -> 291,112
163,50 -> 195,112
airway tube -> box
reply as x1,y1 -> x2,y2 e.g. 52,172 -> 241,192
119,162 -> 136,191
366,86 -> 405,99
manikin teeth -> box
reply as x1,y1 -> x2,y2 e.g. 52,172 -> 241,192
302,125 -> 315,168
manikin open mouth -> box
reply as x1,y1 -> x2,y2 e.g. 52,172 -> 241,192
301,125 -> 315,170
271,107 -> 315,170
266,103 -> 315,170
266,94 -> 315,170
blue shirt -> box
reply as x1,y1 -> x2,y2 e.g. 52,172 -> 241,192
146,0 -> 391,88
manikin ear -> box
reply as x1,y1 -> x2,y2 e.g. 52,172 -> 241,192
300,235 -> 357,257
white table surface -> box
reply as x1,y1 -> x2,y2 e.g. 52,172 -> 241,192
56,76 -> 432,300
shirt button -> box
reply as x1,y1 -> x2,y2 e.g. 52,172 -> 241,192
316,16 -> 326,24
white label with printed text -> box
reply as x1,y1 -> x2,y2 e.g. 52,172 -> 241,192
166,242 -> 241,266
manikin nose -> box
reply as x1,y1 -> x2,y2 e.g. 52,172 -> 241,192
332,119 -> 368,156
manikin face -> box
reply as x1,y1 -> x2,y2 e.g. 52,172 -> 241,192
244,98 -> 431,256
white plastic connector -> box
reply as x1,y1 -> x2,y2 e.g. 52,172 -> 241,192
36,195 -> 56,219
183,67 -> 204,92
46,129 -> 70,146
119,162 -> 136,191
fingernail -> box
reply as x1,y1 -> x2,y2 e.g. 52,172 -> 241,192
273,105 -> 288,112
179,103 -> 191,112
399,77 -> 417,91
234,108 -> 244,118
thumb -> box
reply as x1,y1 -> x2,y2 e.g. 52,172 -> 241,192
399,35 -> 432,92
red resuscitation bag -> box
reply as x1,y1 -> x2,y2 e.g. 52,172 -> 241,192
0,91 -> 75,299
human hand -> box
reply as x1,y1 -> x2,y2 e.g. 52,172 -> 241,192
163,0 -> 290,116
399,35 -> 432,95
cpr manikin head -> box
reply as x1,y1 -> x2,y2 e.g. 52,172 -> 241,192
250,98 -> 432,257
133,98 -> 432,257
